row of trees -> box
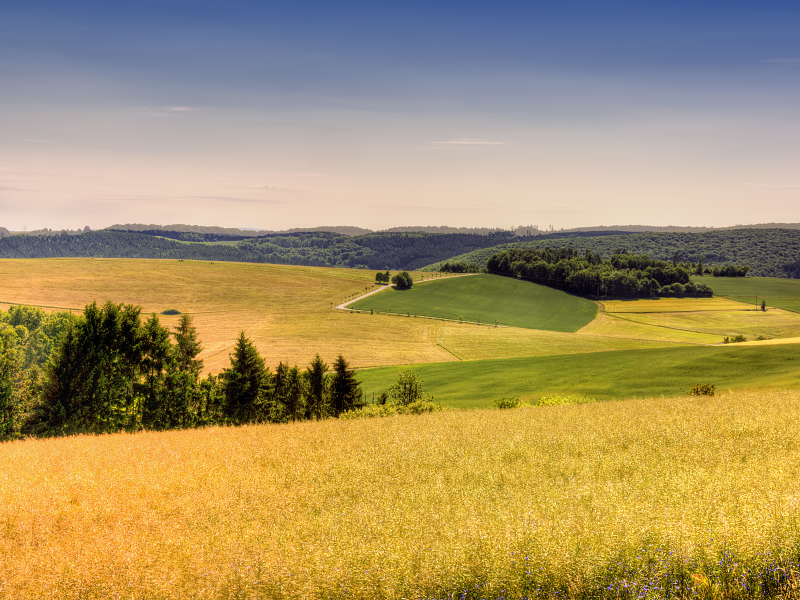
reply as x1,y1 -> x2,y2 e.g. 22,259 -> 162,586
433,229 -> 793,278
486,248 -> 717,298
1,302 -> 364,440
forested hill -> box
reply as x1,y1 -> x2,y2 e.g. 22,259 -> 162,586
423,229 -> 800,278
0,228 -> 633,271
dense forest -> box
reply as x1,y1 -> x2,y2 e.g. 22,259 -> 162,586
0,228 -> 632,271
3,227 -> 799,276
487,248 -> 718,298
425,229 -> 800,278
0,302 -> 372,441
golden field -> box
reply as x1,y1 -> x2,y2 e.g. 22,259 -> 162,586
0,258 -> 702,373
1,390 -> 800,599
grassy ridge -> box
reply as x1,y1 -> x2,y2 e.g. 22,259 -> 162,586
350,274 -> 597,332
2,390 -> 800,598
357,344 -> 800,408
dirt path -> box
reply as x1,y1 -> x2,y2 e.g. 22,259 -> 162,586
335,273 -> 477,310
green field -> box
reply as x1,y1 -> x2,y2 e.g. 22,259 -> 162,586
694,275 -> 800,313
357,343 -> 800,408
350,273 -> 597,332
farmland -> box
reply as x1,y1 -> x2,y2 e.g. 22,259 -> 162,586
350,273 -> 597,331
357,343 -> 800,408
695,275 -> 800,314
2,389 -> 800,598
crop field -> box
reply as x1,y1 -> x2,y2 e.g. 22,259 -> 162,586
0,258 -> 453,372
602,297 -> 752,313
2,390 -> 800,599
349,274 -> 597,332
357,343 -> 800,408
694,275 -> 800,313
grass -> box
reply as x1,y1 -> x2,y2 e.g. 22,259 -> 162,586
349,274 -> 597,332
694,276 -> 800,313
0,258 -> 449,372
356,343 -> 800,408
2,390 -> 800,598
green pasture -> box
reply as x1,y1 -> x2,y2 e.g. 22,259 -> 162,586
357,343 -> 800,409
693,276 -> 800,313
350,273 -> 597,332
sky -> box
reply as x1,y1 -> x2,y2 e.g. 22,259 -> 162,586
1,1 -> 799,232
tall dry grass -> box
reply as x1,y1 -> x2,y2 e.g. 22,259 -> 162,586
2,390 -> 800,599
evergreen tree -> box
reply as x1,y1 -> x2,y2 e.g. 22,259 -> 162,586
222,332 -> 268,424
304,354 -> 328,419
330,355 -> 362,416
0,332 -> 19,441
139,315 -> 172,429
173,314 -> 203,375
28,302 -> 144,436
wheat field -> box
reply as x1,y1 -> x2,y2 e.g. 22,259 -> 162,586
2,389 -> 799,599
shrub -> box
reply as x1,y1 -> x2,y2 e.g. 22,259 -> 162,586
687,383 -> 715,396
339,399 -> 440,419
161,309 -> 181,315
494,396 -> 522,409
537,394 -> 596,406
723,334 -> 747,344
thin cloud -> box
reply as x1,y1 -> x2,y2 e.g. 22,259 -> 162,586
419,138 -> 506,150
21,139 -> 53,143
740,183 -> 800,189
762,58 -> 800,66
193,195 -> 287,204
139,106 -> 199,117
435,138 -> 505,145
252,184 -> 305,194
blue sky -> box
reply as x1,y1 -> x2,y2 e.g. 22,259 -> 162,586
2,1 -> 799,231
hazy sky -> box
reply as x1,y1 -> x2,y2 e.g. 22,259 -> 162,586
2,1 -> 799,231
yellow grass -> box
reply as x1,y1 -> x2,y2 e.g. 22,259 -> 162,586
577,307 -> 720,344
0,258 -> 453,371
436,322 -> 685,360
620,307 -> 800,341
1,390 -> 799,598
602,297 -> 751,313
0,258 -> 698,373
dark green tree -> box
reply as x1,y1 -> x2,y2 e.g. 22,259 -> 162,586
330,355 -> 362,416
222,332 -> 268,424
391,271 -> 413,289
173,314 -> 203,375
304,354 -> 328,419
28,302 -> 144,436
0,331 -> 19,441
138,314 -> 172,429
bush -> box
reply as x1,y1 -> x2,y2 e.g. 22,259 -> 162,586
537,394 -> 596,406
339,399 -> 439,419
687,383 -> 715,396
494,396 -> 522,409
723,334 -> 747,344
161,309 -> 181,315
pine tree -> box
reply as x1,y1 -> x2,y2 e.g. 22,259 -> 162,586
0,332 -> 19,441
222,332 -> 267,424
330,355 -> 362,417
304,354 -> 328,419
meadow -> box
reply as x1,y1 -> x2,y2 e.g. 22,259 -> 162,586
349,274 -> 597,332
0,258 -> 699,374
2,390 -> 800,599
357,343 -> 800,408
694,275 -> 800,314
0,258 -> 452,372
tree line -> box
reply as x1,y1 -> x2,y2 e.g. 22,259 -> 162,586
0,228 -> 638,272
0,302 -> 366,441
425,228 -> 800,279
486,247 -> 721,298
